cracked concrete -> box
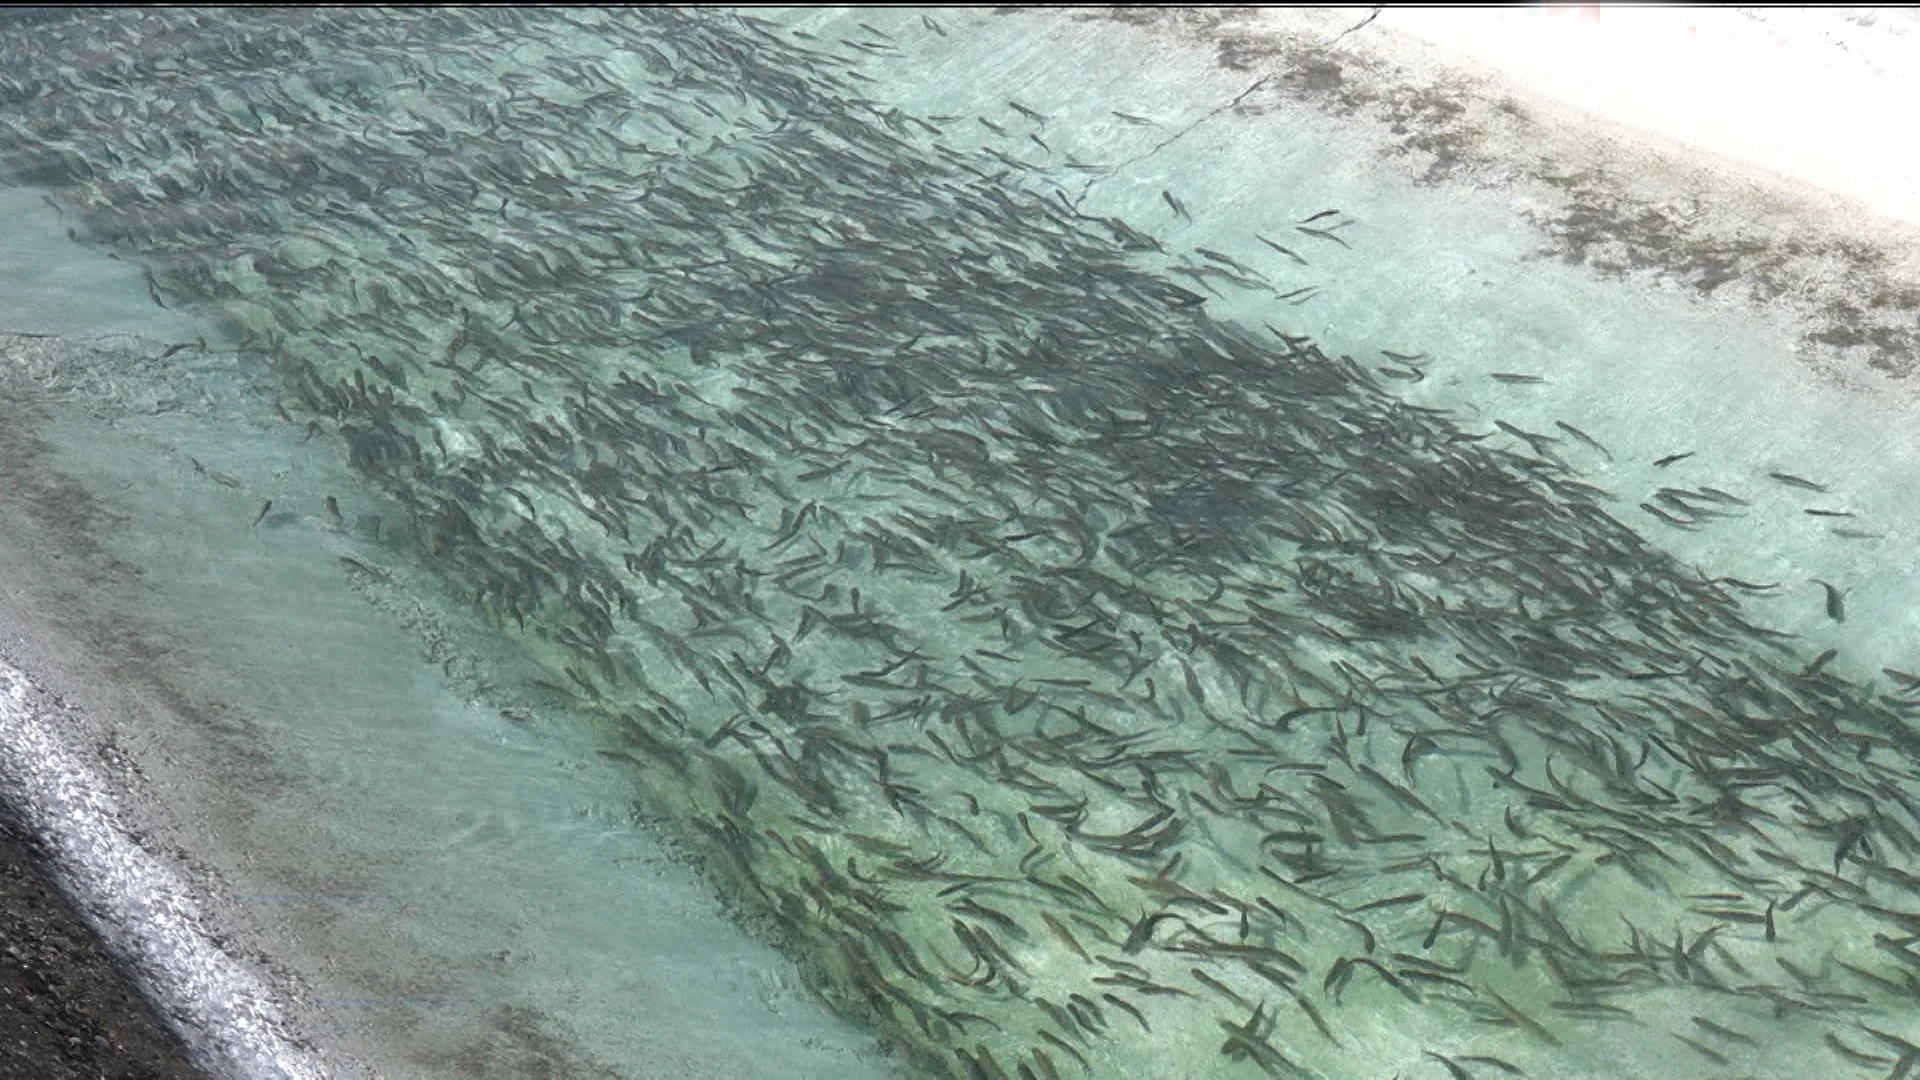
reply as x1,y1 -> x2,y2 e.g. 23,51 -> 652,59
1068,73 -> 1271,214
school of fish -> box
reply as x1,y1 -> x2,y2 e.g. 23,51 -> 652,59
2,8 -> 1917,1080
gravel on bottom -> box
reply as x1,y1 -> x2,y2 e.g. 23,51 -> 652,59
0,807 -> 206,1080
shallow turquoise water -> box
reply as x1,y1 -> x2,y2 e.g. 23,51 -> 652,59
1,8 -> 1917,1080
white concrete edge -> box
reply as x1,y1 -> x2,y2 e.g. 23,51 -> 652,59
0,662 -> 329,1080
1375,5 -> 1920,226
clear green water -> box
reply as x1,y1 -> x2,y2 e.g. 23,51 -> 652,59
1,7 -> 1917,1080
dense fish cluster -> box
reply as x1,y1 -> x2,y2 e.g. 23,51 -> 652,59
6,8 -> 1920,1079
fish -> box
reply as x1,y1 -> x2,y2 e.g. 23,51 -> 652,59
144,265 -> 168,308
1294,225 -> 1349,247
1712,577 -> 1778,592
1668,1032 -> 1730,1066
1811,578 -> 1847,622
1008,100 -> 1049,125
1122,910 -> 1183,954
1652,451 -> 1695,467
1691,1016 -> 1756,1046
188,457 -> 243,490
1101,993 -> 1149,1033
1254,234 -> 1308,265
1197,247 -> 1257,275
1458,1055 -> 1525,1076
1769,470 -> 1828,492
1554,420 -> 1610,458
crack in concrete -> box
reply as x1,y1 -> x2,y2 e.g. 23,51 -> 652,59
1074,76 -> 1271,209
1329,5 -> 1383,48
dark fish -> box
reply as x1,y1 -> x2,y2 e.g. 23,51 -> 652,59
1190,967 -> 1249,1008
1037,1030 -> 1088,1071
1811,578 -> 1846,622
1102,993 -> 1150,1033
1640,502 -> 1695,529
921,12 -> 945,35
1008,100 -> 1049,125
1670,1032 -> 1729,1065
1424,1051 -> 1473,1080
1691,1016 -> 1755,1046
1197,247 -> 1255,274
1348,892 -> 1425,914
250,499 -> 272,527
1300,209 -> 1340,223
1457,1056 -> 1525,1076
1111,110 -> 1156,125
189,457 -> 243,490
1254,234 -> 1308,265
1294,225 -> 1349,247
1490,372 -> 1544,384
1824,1032 -> 1893,1069
1769,470 -> 1828,492
1161,189 -> 1190,223
1652,451 -> 1695,467
1123,910 -> 1182,954
1487,990 -> 1560,1047
1040,912 -> 1090,962
1381,349 -> 1426,362
1554,421 -> 1611,458
1712,577 -> 1777,592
